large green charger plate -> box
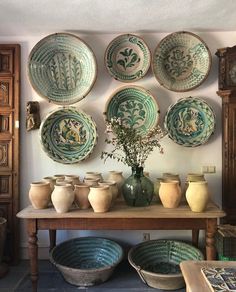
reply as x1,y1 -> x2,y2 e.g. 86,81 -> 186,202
104,85 -> 160,135
39,107 -> 97,164
164,97 -> 215,147
105,34 -> 151,82
152,31 -> 211,92
28,33 -> 97,105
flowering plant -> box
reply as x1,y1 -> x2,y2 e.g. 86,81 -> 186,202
101,118 -> 165,168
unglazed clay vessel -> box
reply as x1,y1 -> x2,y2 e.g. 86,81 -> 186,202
159,180 -> 182,208
29,181 -> 51,209
74,183 -> 91,209
51,184 -> 75,213
88,186 -> 112,213
186,181 -> 209,212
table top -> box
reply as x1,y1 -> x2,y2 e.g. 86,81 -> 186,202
17,201 -> 225,219
180,260 -> 236,292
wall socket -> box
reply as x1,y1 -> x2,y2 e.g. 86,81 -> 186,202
201,165 -> 216,173
143,233 -> 150,241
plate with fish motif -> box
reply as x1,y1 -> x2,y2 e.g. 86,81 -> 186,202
152,31 -> 211,92
28,33 -> 97,105
164,97 -> 215,147
105,34 -> 151,82
39,107 -> 97,163
104,85 -> 160,135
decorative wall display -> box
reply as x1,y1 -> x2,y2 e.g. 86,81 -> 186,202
26,101 -> 41,131
152,31 -> 211,92
105,34 -> 151,82
39,107 -> 98,164
104,85 -> 160,135
164,97 -> 215,147
28,33 -> 97,105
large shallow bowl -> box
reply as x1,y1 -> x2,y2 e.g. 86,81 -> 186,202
105,34 -> 151,82
152,31 -> 211,92
104,85 -> 160,135
39,107 -> 97,164
28,32 -> 97,105
50,237 -> 124,286
128,239 -> 204,290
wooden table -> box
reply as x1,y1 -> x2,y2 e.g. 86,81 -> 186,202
17,201 -> 225,292
180,260 -> 236,292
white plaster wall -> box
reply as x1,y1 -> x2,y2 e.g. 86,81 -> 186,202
0,31 -> 235,258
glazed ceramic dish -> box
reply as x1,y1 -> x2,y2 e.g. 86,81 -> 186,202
104,85 -> 160,135
105,34 -> 151,82
152,31 -> 211,92
28,33 -> 97,105
39,107 -> 97,164
164,97 -> 215,147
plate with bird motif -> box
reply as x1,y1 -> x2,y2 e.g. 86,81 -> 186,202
152,31 -> 211,92
105,34 -> 151,82
28,33 -> 97,105
104,85 -> 160,135
164,97 -> 215,147
39,107 -> 97,163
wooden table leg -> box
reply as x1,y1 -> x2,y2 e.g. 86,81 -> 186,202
192,229 -> 199,247
27,219 -> 38,292
49,230 -> 56,251
206,218 -> 217,260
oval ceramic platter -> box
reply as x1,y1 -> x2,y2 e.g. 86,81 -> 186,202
152,31 -> 211,92
39,107 -> 98,164
105,34 -> 151,82
164,97 -> 215,147
104,85 -> 160,135
28,33 -> 97,105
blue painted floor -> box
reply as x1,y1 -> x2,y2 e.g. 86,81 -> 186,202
0,260 -> 186,291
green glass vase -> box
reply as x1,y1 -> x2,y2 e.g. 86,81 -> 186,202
122,166 -> 154,207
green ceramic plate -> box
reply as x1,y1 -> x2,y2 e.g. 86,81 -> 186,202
164,97 -> 215,147
28,33 -> 97,105
152,31 -> 211,92
39,107 -> 97,164
105,34 -> 151,82
104,85 -> 159,135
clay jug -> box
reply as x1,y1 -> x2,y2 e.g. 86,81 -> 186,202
159,180 -> 182,208
186,181 -> 209,212
88,186 -> 112,213
74,183 -> 91,209
98,180 -> 118,205
108,171 -> 125,197
83,177 -> 100,186
29,181 -> 51,209
43,176 -> 57,191
65,175 -> 80,186
85,172 -> 103,182
51,184 -> 75,213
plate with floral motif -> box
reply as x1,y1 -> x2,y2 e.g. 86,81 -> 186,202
28,33 -> 97,105
39,107 -> 97,164
104,85 -> 160,135
152,31 -> 211,92
105,34 -> 151,82
164,97 -> 215,147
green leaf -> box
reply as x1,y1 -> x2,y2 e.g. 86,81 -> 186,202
117,59 -> 126,69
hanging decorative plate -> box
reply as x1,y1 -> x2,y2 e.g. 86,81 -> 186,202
152,31 -> 211,92
105,34 -> 151,82
28,33 -> 97,105
164,97 -> 215,147
104,85 -> 160,135
39,107 -> 97,164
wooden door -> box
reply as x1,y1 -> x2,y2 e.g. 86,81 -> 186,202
0,44 -> 20,262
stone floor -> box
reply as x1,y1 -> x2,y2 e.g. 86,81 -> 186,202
0,260 -> 186,292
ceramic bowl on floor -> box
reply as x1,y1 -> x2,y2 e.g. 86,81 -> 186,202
128,239 -> 204,290
49,237 -> 124,287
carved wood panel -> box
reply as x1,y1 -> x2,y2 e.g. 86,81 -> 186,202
0,77 -> 13,107
0,49 -> 13,75
0,174 -> 12,198
0,111 -> 13,136
0,140 -> 12,171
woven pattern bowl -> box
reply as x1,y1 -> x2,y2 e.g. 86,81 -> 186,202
128,239 -> 204,290
50,237 -> 124,286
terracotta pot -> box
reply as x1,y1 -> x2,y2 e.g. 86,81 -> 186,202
186,181 -> 209,212
85,172 -> 103,182
43,176 -> 57,191
51,184 -> 75,213
54,174 -> 65,180
98,180 -> 118,205
159,181 -> 182,208
74,183 -> 91,209
83,178 -> 100,186
108,171 -> 125,197
88,186 -> 112,213
65,175 -> 80,186
186,173 -> 205,182
29,181 -> 51,209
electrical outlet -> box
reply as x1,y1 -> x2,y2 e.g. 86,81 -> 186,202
143,233 -> 150,241
201,166 -> 208,173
